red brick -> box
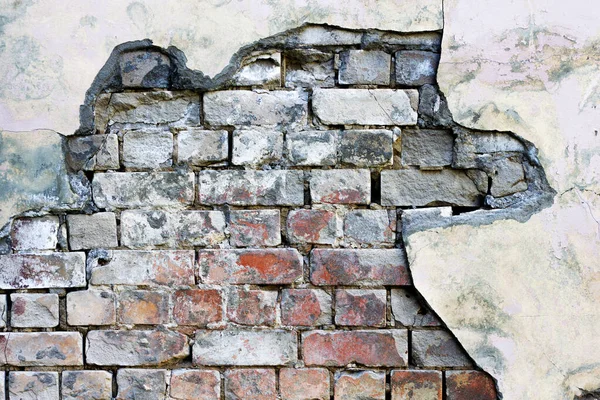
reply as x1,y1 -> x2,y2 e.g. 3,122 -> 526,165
173,289 -> 222,326
170,369 -> 220,400
199,249 -> 303,284
229,210 -> 281,247
225,369 -> 277,400
280,368 -> 330,400
391,370 -> 442,400
335,289 -> 386,327
118,290 -> 169,325
334,370 -> 385,400
227,289 -> 277,326
310,249 -> 410,286
446,371 -> 497,400
287,209 -> 338,244
281,289 -> 332,326
302,330 -> 408,367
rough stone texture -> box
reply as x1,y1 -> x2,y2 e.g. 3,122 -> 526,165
412,330 -> 472,368
117,289 -> 170,325
391,370 -> 442,400
173,289 -> 223,326
86,330 -> 189,366
401,129 -> 454,168
224,369 -> 277,400
0,252 -> 85,289
312,89 -> 418,125
193,330 -> 298,366
232,53 -> 281,86
280,368 -> 330,400
170,369 -> 220,400
10,293 -> 59,328
285,50 -> 335,88
62,370 -> 113,400
286,130 -> 337,166
335,289 -> 386,327
287,209 -> 339,244
310,169 -> 371,204
0,296 -> 6,328
391,288 -> 441,327
381,169 -> 483,206
227,288 -> 277,326
121,210 -> 226,248
119,50 -> 172,88
488,157 -> 528,197
232,129 -> 283,166
9,372 -> 59,400
445,371 -> 497,400
11,216 -> 59,251
280,289 -> 332,326
343,210 -> 395,244
116,369 -> 167,400
0,332 -> 83,366
395,50 -> 440,86
93,171 -> 195,208
122,129 -> 173,169
176,128 -> 228,166
339,50 -> 392,85
338,129 -> 393,167
67,212 -> 118,250
229,210 -> 281,247
334,370 -> 386,400
417,84 -> 453,128
67,290 -> 116,326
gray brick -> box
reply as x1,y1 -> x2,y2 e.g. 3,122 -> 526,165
395,51 -> 440,86
9,372 -> 59,399
343,210 -> 395,245
11,216 -> 59,251
119,50 -> 171,88
391,288 -> 441,327
339,50 -> 391,85
232,53 -> 281,86
10,293 -> 59,328
0,295 -> 6,328
339,129 -> 393,167
62,370 -> 113,400
67,212 -> 118,250
286,130 -> 337,166
489,157 -> 528,197
0,253 -> 85,289
412,330 -> 472,368
401,129 -> 454,168
122,130 -> 173,169
418,84 -> 454,128
177,128 -> 228,166
232,129 -> 283,166
66,134 -> 120,170
117,369 -> 168,400
285,49 -> 335,88
310,169 -> 371,204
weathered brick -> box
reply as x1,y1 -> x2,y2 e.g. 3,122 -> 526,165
287,209 -> 339,244
295,26 -> 362,46
312,88 -> 418,125
401,129 -> 454,168
285,49 -> 335,88
380,169 -> 483,207
418,84 -> 454,128
310,249 -> 410,286
339,50 -> 391,85
116,369 -> 167,400
118,289 -> 170,325
0,332 -> 83,366
11,216 -> 59,251
199,249 -> 303,285
338,129 -> 393,167
177,128 -> 228,165
227,288 -> 277,326
204,90 -> 308,128
395,50 -> 440,86
334,370 -> 385,400
86,330 -> 188,366
62,370 -> 113,400
122,129 -> 173,169
225,369 -> 277,400
9,372 -> 59,399
232,53 -> 281,86
310,169 -> 371,204
0,253 -> 85,289
193,330 -> 297,366
67,212 -> 118,250
229,210 -> 281,247
412,330 -> 472,368
93,171 -> 195,208
66,133 -> 120,170
232,129 -> 283,166
391,288 -> 441,327
10,293 -> 59,328
121,210 -> 226,248
335,289 -> 386,327
391,370 -> 442,400
170,369 -> 220,400
89,250 -> 195,286
286,130 -> 337,166
281,289 -> 332,326
303,330 -> 408,367
119,50 -> 171,88
67,290 -> 116,326
489,157 -> 528,197
280,368 -> 330,400
173,289 -> 223,326
343,210 -> 395,244
0,295 -> 6,328
445,371 -> 497,400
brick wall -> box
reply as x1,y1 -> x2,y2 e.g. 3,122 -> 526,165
0,25 -> 543,399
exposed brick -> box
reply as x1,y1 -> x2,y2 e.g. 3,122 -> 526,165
86,330 -> 188,366
0,332 -> 83,366
65,133 -> 120,170
119,50 -> 171,88
412,330 -> 472,368
121,210 -> 226,248
281,288 -> 332,326
489,157 -> 528,197
193,330 -> 297,366
67,212 -> 118,250
310,169 -> 371,204
0,253 -> 86,289
338,129 -> 393,167
302,330 -> 408,367
0,295 -> 6,328
199,249 -> 303,285
391,370 -> 442,400
117,289 -> 170,325
10,293 -> 59,328
401,129 -> 454,168
339,50 -> 391,85
177,128 -> 228,165
335,289 -> 386,327
280,368 -> 330,400
116,369 -> 167,400
285,49 -> 335,88
92,171 -> 195,208
67,290 -> 116,326
391,288 -> 441,327
89,250 -> 195,286
312,88 -> 418,125
11,216 -> 59,251
224,369 -> 277,400
199,170 -> 304,206
9,372 -> 59,399
62,370 -> 113,400
227,288 -> 277,326
334,370 -> 385,400
232,53 -> 281,86
287,209 -> 339,244
418,84 -> 453,128
286,130 -> 337,166
395,50 -> 440,86
229,210 -> 281,247
232,129 -> 283,166
170,369 -> 221,400
343,210 -> 395,245
310,249 -> 410,286
445,371 -> 498,400
122,129 -> 173,169
173,289 -> 223,326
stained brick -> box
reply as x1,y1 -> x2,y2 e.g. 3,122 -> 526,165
173,289 -> 223,326
177,128 -> 228,166
287,209 -> 339,244
65,133 -> 120,171
122,129 -> 173,169
229,210 -> 281,247
0,296 -> 6,328
9,372 -> 59,399
67,212 -> 118,250
62,370 -> 113,400
280,368 -> 330,400
119,50 -> 171,88
445,371 -> 497,400
227,288 -> 277,326
116,369 -> 167,400
117,289 -> 170,325
232,129 -> 284,166
339,50 -> 391,85
224,369 -> 277,400
335,289 -> 386,327
334,370 -> 385,400
343,209 -> 395,245
170,369 -> 221,400
338,129 -> 393,167
281,288 -> 332,326
391,288 -> 441,327
286,130 -> 337,166
11,216 -> 59,251
67,290 -> 116,326
0,253 -> 86,289
401,129 -> 454,168
10,293 -> 59,328
395,50 -> 440,86
310,169 -> 371,204
0,332 -> 83,366
391,370 -> 442,400
412,330 -> 472,368
285,49 -> 335,88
